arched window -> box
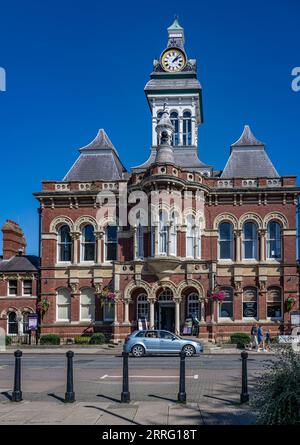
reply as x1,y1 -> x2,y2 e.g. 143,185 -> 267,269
57,288 -> 71,322
158,210 -> 168,255
267,287 -> 282,319
243,287 -> 258,319
80,288 -> 95,321
81,224 -> 95,262
105,225 -> 118,261
218,288 -> 233,318
8,312 -> 18,335
137,294 -> 149,321
158,288 -> 173,301
183,111 -> 192,145
170,111 -> 179,145
267,221 -> 282,259
187,293 -> 200,319
186,215 -> 201,258
58,225 -> 72,262
169,212 -> 177,256
243,222 -> 258,260
22,312 -> 29,334
219,222 -> 234,260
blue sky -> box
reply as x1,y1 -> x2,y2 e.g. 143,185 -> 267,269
0,0 -> 299,255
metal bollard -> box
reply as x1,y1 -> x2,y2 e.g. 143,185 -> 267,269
121,351 -> 130,403
240,351 -> 249,404
12,350 -> 23,402
178,350 -> 186,403
65,351 -> 75,403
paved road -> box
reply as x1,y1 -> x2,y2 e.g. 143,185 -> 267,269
0,354 -> 271,404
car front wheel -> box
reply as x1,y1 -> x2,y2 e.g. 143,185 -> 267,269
182,344 -> 195,357
131,344 -> 145,357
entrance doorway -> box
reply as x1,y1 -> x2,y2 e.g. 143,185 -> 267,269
155,302 -> 175,332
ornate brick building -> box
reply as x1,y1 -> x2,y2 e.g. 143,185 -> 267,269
0,221 -> 39,336
34,19 -> 299,342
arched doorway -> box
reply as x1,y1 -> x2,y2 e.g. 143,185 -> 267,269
155,289 -> 175,332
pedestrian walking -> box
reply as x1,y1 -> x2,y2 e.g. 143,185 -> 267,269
265,329 -> 271,351
250,323 -> 258,350
257,325 -> 266,351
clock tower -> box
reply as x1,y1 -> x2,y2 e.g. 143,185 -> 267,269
136,18 -> 211,175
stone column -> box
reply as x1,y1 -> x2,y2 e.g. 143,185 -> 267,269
200,300 -> 205,322
149,298 -> 155,329
235,230 -> 241,262
71,233 -> 80,264
174,298 -> 181,335
124,298 -> 130,324
95,231 -> 104,264
191,116 -> 196,146
259,229 -> 266,261
179,116 -> 183,145
154,224 -> 159,256
114,298 -> 119,324
133,227 -> 138,260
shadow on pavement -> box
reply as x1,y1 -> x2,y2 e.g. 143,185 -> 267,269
97,394 -> 121,403
84,405 -> 140,425
148,394 -> 177,403
203,394 -> 239,406
1,391 -> 12,401
47,393 -> 66,403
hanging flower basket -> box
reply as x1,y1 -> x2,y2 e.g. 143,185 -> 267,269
208,291 -> 226,302
285,296 -> 296,312
36,298 -> 50,318
98,287 -> 116,307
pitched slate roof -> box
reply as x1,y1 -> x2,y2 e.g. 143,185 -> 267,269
221,125 -> 279,178
132,148 -> 212,173
63,129 -> 127,182
0,255 -> 39,272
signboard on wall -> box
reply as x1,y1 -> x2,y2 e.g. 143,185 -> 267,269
28,314 -> 38,331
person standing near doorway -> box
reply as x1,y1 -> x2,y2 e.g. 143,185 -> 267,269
250,323 -> 258,350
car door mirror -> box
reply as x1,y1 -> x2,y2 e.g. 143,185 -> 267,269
172,336 -> 177,341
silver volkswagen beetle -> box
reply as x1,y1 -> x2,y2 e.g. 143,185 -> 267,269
123,329 -> 203,357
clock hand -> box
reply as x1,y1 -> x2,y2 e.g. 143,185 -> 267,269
172,54 -> 181,63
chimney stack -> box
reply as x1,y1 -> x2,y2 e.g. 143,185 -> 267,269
2,220 -> 26,260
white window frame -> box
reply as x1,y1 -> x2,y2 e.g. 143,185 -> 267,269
182,111 -> 192,146
22,279 -> 32,297
242,222 -> 258,260
267,288 -> 283,320
218,222 -> 234,260
104,225 -> 118,262
103,302 -> 114,322
266,221 -> 282,260
158,210 -> 168,255
56,289 -> 71,322
137,294 -> 149,321
8,280 -> 18,296
80,224 -> 96,263
80,288 -> 95,322
170,111 -> 179,146
57,224 -> 72,263
218,288 -> 234,320
187,293 -> 201,319
7,311 -> 19,336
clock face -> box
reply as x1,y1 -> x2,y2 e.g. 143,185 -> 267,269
161,48 -> 186,72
